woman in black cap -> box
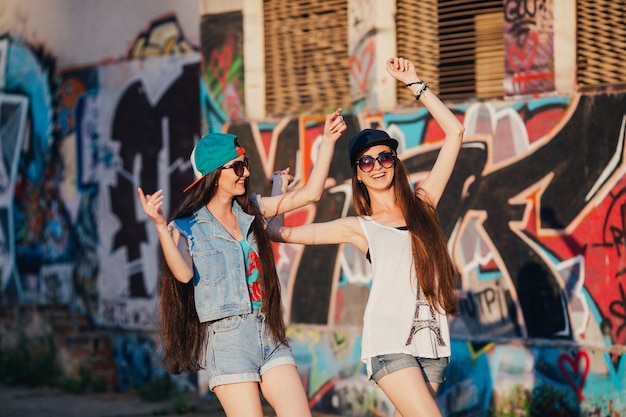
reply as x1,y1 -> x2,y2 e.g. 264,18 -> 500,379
269,57 -> 464,417
137,108 -> 346,417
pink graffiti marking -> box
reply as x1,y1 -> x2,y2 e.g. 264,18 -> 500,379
209,34 -> 235,89
507,32 -> 538,83
349,41 -> 375,94
506,32 -> 554,90
224,88 -> 243,120
557,351 -> 589,401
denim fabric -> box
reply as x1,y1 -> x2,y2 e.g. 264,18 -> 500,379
369,353 -> 449,384
170,202 -> 256,322
205,307 -> 295,390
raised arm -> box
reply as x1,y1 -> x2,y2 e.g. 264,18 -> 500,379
386,57 -> 465,207
265,173 -> 369,254
137,188 -> 193,283
260,107 -> 347,217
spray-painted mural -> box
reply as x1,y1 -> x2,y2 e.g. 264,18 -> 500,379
200,10 -> 245,122
0,12 -> 202,390
1,7 -> 625,417
504,0 -> 555,95
0,34 -> 59,305
232,93 -> 625,416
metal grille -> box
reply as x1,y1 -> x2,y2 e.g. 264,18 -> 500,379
577,0 -> 626,88
263,0 -> 350,117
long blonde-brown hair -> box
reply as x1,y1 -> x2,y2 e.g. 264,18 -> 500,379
158,170 -> 286,374
351,152 -> 458,315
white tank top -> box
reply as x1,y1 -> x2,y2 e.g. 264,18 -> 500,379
358,217 -> 451,365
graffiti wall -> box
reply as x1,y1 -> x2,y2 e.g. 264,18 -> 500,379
1,2 -> 625,416
0,8 -> 202,390
2,32 -> 625,414
219,93 -> 625,416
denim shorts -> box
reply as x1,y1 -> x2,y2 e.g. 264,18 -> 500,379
205,307 -> 295,391
368,353 -> 449,384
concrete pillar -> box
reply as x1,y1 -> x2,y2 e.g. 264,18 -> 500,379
348,0 -> 397,112
553,0 -> 577,94
241,0 -> 265,120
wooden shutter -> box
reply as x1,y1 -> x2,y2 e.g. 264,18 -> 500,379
396,0 -> 440,105
396,0 -> 504,104
264,0 -> 350,117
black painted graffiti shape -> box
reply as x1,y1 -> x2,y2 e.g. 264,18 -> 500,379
111,63 -> 200,298
464,94 -> 626,339
504,0 -> 547,38
288,117 -> 358,325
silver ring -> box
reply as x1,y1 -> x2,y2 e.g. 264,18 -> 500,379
147,202 -> 152,206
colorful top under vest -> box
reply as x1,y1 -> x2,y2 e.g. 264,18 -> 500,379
238,238 -> 262,307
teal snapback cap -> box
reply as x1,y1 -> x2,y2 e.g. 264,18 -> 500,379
184,133 -> 245,192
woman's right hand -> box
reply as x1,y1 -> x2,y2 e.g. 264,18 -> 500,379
323,107 -> 347,143
138,187 -> 194,282
137,188 -> 167,227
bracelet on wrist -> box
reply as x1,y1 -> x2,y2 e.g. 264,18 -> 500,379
414,82 -> 429,101
404,81 -> 424,88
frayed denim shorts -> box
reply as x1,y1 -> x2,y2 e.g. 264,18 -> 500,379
368,353 -> 449,384
205,307 -> 295,391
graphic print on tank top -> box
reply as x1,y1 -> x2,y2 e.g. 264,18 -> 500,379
239,239 -> 262,307
406,283 -> 446,346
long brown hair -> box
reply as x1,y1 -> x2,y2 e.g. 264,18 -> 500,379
158,170 -> 286,374
351,152 -> 458,315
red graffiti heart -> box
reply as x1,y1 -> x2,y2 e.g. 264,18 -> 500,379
349,41 -> 375,94
557,351 -> 589,401
209,34 -> 235,89
506,31 -> 539,87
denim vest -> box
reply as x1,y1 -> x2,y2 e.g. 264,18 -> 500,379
170,201 -> 257,322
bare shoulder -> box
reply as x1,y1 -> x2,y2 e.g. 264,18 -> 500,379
342,216 -> 365,232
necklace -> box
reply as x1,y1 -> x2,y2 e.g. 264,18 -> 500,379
227,221 -> 239,238
218,216 -> 238,238
207,205 -> 240,239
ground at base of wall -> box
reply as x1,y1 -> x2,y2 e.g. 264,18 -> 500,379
0,385 -> 215,417
0,385 -> 338,417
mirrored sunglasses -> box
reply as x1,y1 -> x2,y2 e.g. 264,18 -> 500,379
356,152 -> 396,173
222,157 -> 250,177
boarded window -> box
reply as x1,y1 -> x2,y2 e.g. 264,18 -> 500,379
396,0 -> 504,104
263,0 -> 350,117
577,0 -> 626,88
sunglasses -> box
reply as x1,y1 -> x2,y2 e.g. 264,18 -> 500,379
222,157 -> 250,177
356,152 -> 396,173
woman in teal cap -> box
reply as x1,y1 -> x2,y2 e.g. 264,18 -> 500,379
137,108 -> 346,417
269,57 -> 464,417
